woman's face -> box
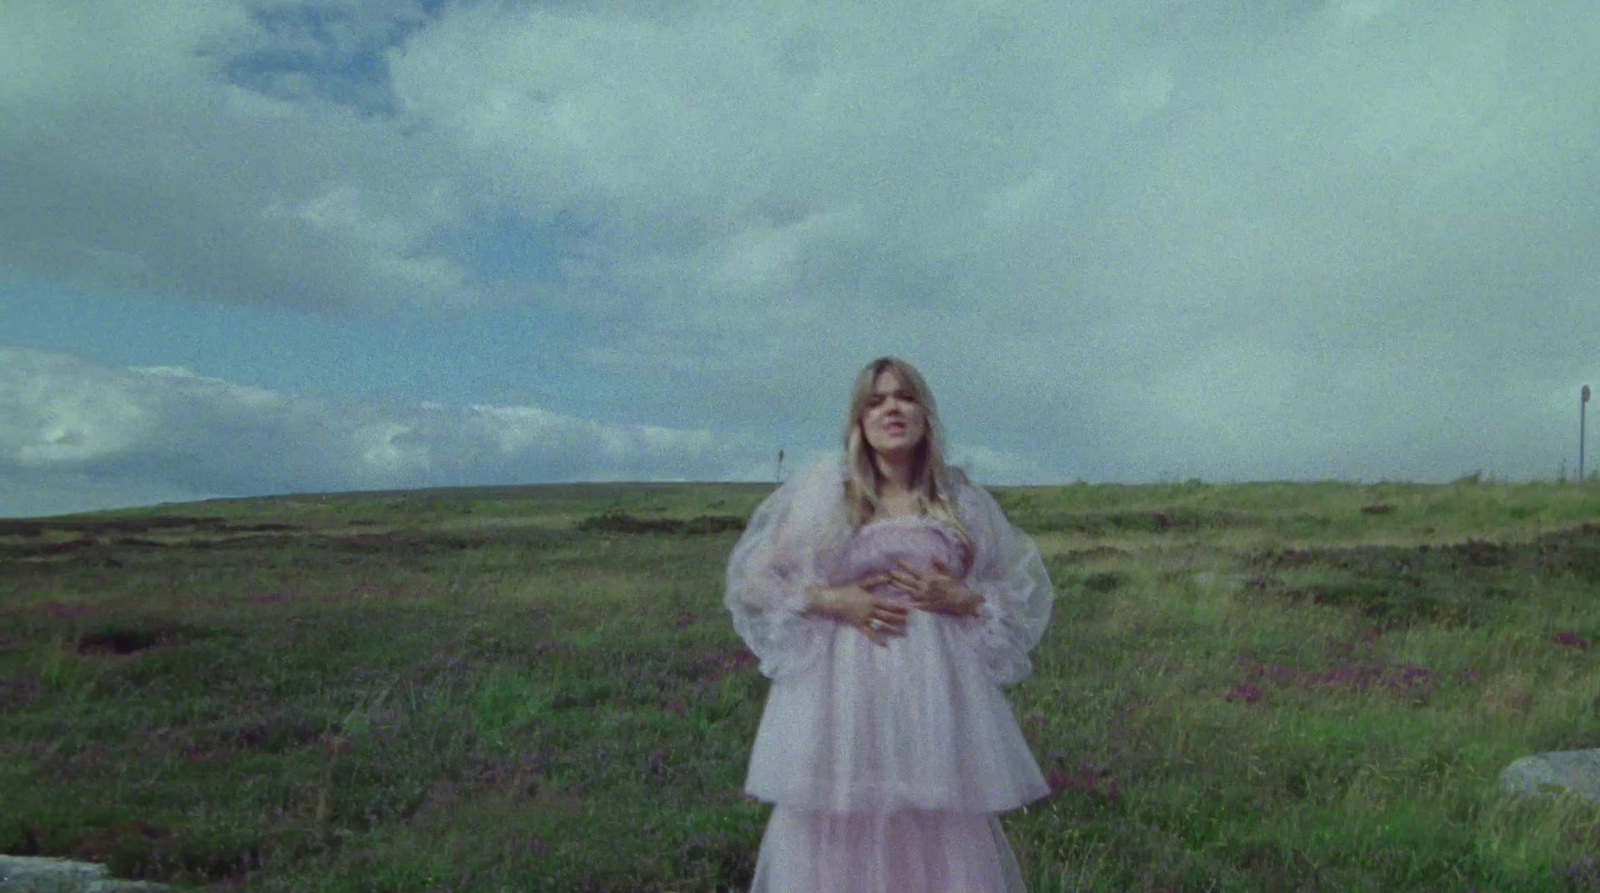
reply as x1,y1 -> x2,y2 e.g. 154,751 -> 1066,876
860,368 -> 928,460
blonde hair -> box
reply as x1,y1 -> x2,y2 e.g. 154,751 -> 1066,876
842,357 -> 967,539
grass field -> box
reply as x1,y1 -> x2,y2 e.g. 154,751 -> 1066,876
3,479 -> 1600,891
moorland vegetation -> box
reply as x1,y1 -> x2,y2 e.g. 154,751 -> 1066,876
2,479 -> 1600,891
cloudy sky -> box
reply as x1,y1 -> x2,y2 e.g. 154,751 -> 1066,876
4,0 -> 1599,517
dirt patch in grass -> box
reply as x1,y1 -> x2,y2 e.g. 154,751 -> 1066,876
0,516 -> 295,539
1252,522 -> 1600,577
1237,571 -> 1516,626
0,522 -> 580,572
576,511 -> 747,535
1239,523 -> 1600,625
1227,654 -> 1435,704
0,517 -> 305,563
76,622 -> 217,656
1054,545 -> 1135,563
197,708 -> 327,755
1028,508 -> 1272,535
2,538 -> 101,558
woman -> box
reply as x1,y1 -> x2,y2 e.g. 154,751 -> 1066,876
726,357 -> 1055,892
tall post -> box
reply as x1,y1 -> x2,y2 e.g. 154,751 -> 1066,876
1582,386 -> 1591,482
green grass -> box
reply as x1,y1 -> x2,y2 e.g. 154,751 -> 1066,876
3,481 -> 1600,890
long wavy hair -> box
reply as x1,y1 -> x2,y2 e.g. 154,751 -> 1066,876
842,357 -> 967,534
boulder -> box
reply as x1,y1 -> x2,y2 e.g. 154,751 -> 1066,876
1498,749 -> 1600,806
0,856 -> 168,893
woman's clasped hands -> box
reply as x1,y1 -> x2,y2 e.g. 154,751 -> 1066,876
805,575 -> 906,645
806,560 -> 982,646
890,559 -> 983,620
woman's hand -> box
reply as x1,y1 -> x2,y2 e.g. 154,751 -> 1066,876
805,576 -> 908,645
889,560 -> 983,618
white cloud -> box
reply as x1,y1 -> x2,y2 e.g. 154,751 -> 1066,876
0,349 -> 772,516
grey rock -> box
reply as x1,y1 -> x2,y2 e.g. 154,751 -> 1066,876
1499,749 -> 1600,806
0,856 -> 169,893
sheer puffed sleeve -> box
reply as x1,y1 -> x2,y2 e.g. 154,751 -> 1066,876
955,476 -> 1055,685
725,459 -> 848,680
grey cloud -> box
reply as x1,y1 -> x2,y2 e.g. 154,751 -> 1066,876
4,0 -> 1599,487
1,0 -> 473,311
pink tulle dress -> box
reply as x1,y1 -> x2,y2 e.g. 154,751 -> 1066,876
726,459 -> 1055,893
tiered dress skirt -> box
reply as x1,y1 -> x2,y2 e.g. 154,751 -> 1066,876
742,518 -> 1047,892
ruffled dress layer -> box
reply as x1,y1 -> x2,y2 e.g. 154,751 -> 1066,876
744,516 -> 1046,813
725,460 -> 1056,893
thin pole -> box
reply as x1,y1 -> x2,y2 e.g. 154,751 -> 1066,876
1582,386 -> 1591,482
